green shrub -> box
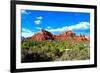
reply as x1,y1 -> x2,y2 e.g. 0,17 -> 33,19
21,40 -> 90,62
59,48 -> 90,61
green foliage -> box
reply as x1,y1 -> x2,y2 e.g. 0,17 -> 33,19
21,40 -> 90,62
59,48 -> 90,61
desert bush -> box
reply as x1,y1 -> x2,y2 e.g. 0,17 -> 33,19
21,40 -> 90,62
59,48 -> 90,61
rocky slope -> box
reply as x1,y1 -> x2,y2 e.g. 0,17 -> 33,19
27,29 -> 89,41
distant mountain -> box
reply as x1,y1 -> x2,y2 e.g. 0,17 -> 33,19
25,29 -> 89,41
21,36 -> 25,41
30,29 -> 54,41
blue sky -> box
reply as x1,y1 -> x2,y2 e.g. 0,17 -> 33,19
21,9 -> 90,37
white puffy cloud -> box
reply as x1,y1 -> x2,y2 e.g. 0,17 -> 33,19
21,10 -> 30,14
47,26 -> 52,29
67,22 -> 90,30
46,22 -> 90,32
34,20 -> 41,25
36,16 -> 43,20
35,27 -> 42,30
34,16 -> 43,25
22,28 -> 34,37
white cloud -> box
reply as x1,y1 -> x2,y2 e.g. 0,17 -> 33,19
21,10 -> 30,14
22,28 -> 34,38
36,16 -> 43,20
34,16 -> 43,25
46,22 -> 90,32
67,22 -> 90,30
34,20 -> 41,25
47,26 -> 52,29
35,27 -> 42,30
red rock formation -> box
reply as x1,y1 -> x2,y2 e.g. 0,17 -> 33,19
61,30 -> 76,37
28,29 -> 89,41
31,29 -> 54,41
54,30 -> 76,40
74,35 -> 89,41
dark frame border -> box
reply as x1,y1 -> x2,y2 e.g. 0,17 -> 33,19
10,1 -> 97,73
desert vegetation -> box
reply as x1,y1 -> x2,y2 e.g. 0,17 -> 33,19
21,40 -> 90,63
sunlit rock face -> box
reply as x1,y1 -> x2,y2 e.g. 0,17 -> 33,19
54,30 -> 76,40
27,29 -> 89,41
31,29 -> 54,41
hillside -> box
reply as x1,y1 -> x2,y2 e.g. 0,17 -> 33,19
25,29 -> 89,41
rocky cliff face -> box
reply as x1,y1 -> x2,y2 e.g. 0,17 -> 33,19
27,29 -> 89,41
74,35 -> 88,41
31,29 -> 54,41
54,30 -> 76,40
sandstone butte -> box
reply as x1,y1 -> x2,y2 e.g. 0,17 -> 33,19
27,29 -> 89,41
